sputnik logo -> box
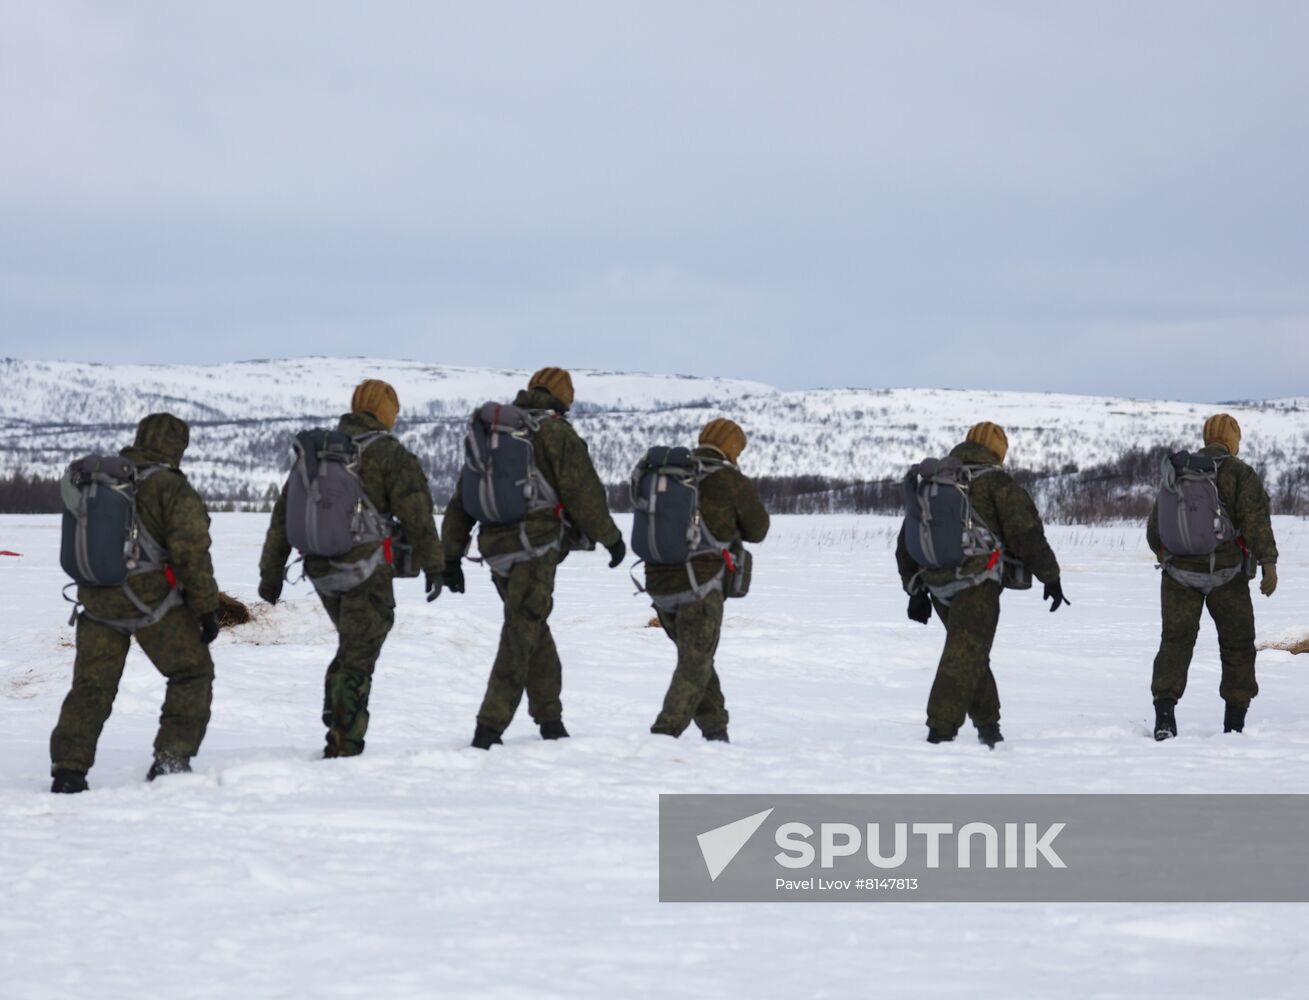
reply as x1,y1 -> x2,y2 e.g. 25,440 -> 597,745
696,808 -> 775,881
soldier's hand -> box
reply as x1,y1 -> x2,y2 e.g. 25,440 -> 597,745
442,560 -> 466,594
258,579 -> 281,605
606,537 -> 627,569
1260,563 -> 1278,597
1043,579 -> 1070,612
907,591 -> 932,624
425,569 -> 443,603
199,611 -> 220,645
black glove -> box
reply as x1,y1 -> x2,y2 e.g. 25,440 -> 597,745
258,579 -> 281,606
1043,579 -> 1070,613
425,570 -> 442,603
606,537 -> 627,569
199,611 -> 220,645
907,591 -> 933,625
442,560 -> 466,594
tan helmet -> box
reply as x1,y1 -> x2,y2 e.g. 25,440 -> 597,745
699,418 -> 748,464
966,421 -> 1009,463
350,379 -> 400,430
528,366 -> 575,409
1203,413 -> 1241,456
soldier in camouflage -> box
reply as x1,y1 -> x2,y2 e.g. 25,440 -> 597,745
441,367 -> 625,749
259,379 -> 443,758
646,418 -> 770,742
1147,413 -> 1278,739
50,413 -> 221,792
896,421 -> 1066,747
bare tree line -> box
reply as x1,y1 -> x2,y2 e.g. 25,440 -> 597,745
6,443 -> 1304,521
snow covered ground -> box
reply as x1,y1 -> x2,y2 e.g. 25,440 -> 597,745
2,513 -> 1307,999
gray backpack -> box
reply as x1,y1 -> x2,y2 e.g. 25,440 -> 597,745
283,430 -> 397,594
460,403 -> 560,526
902,457 -> 1013,603
1156,452 -> 1235,557
59,454 -> 182,630
630,446 -> 746,609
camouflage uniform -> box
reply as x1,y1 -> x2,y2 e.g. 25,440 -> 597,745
646,448 -> 770,737
50,414 -> 220,775
260,411 -> 442,756
1147,444 -> 1278,707
443,387 -> 621,735
896,441 -> 1061,738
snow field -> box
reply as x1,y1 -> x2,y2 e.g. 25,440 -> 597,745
1,513 -> 1307,999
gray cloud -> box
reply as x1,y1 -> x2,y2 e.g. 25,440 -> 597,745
1,1 -> 1306,399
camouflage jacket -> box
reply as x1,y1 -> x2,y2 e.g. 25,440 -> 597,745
1146,444 -> 1278,570
80,413 -> 220,619
895,441 -> 1061,591
644,447 -> 771,596
441,388 -> 622,563
260,411 -> 443,584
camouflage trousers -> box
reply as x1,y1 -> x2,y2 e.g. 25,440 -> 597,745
926,581 -> 1002,737
50,606 -> 215,774
317,568 -> 395,757
651,590 -> 728,737
477,550 -> 563,734
1152,571 -> 1257,706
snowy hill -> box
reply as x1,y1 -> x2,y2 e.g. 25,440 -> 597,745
3,357 -> 1307,505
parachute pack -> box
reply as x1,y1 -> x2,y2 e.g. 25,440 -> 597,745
629,446 -> 750,610
59,454 -> 182,631
1155,451 -> 1252,593
283,429 -> 410,594
901,456 -> 1027,604
459,402 -> 570,575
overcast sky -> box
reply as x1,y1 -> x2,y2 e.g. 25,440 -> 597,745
1,1 -> 1305,398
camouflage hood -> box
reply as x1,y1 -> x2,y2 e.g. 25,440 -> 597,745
122,412 -> 190,468
950,440 -> 1003,466
515,387 -> 569,416
338,411 -> 389,436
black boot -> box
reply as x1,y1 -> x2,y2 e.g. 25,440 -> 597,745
976,722 -> 1004,749
51,768 -> 88,794
926,728 -> 955,744
1223,702 -> 1247,734
540,720 -> 569,740
471,723 -> 504,750
147,753 -> 192,781
1153,699 -> 1178,741
702,729 -> 730,743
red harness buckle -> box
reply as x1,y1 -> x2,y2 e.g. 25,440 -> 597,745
163,565 -> 178,589
986,550 -> 1001,571
382,537 -> 394,564
722,548 -> 736,572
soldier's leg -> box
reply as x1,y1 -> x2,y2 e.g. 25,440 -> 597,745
692,665 -> 729,736
479,552 -> 559,733
524,622 -> 564,725
1206,574 -> 1258,706
967,663 -> 1002,728
966,587 -> 1004,728
317,589 -> 343,732
134,606 -> 215,762
50,616 -> 131,774
321,571 -> 395,756
652,591 -> 725,737
1151,573 -> 1205,703
925,582 -> 1001,737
